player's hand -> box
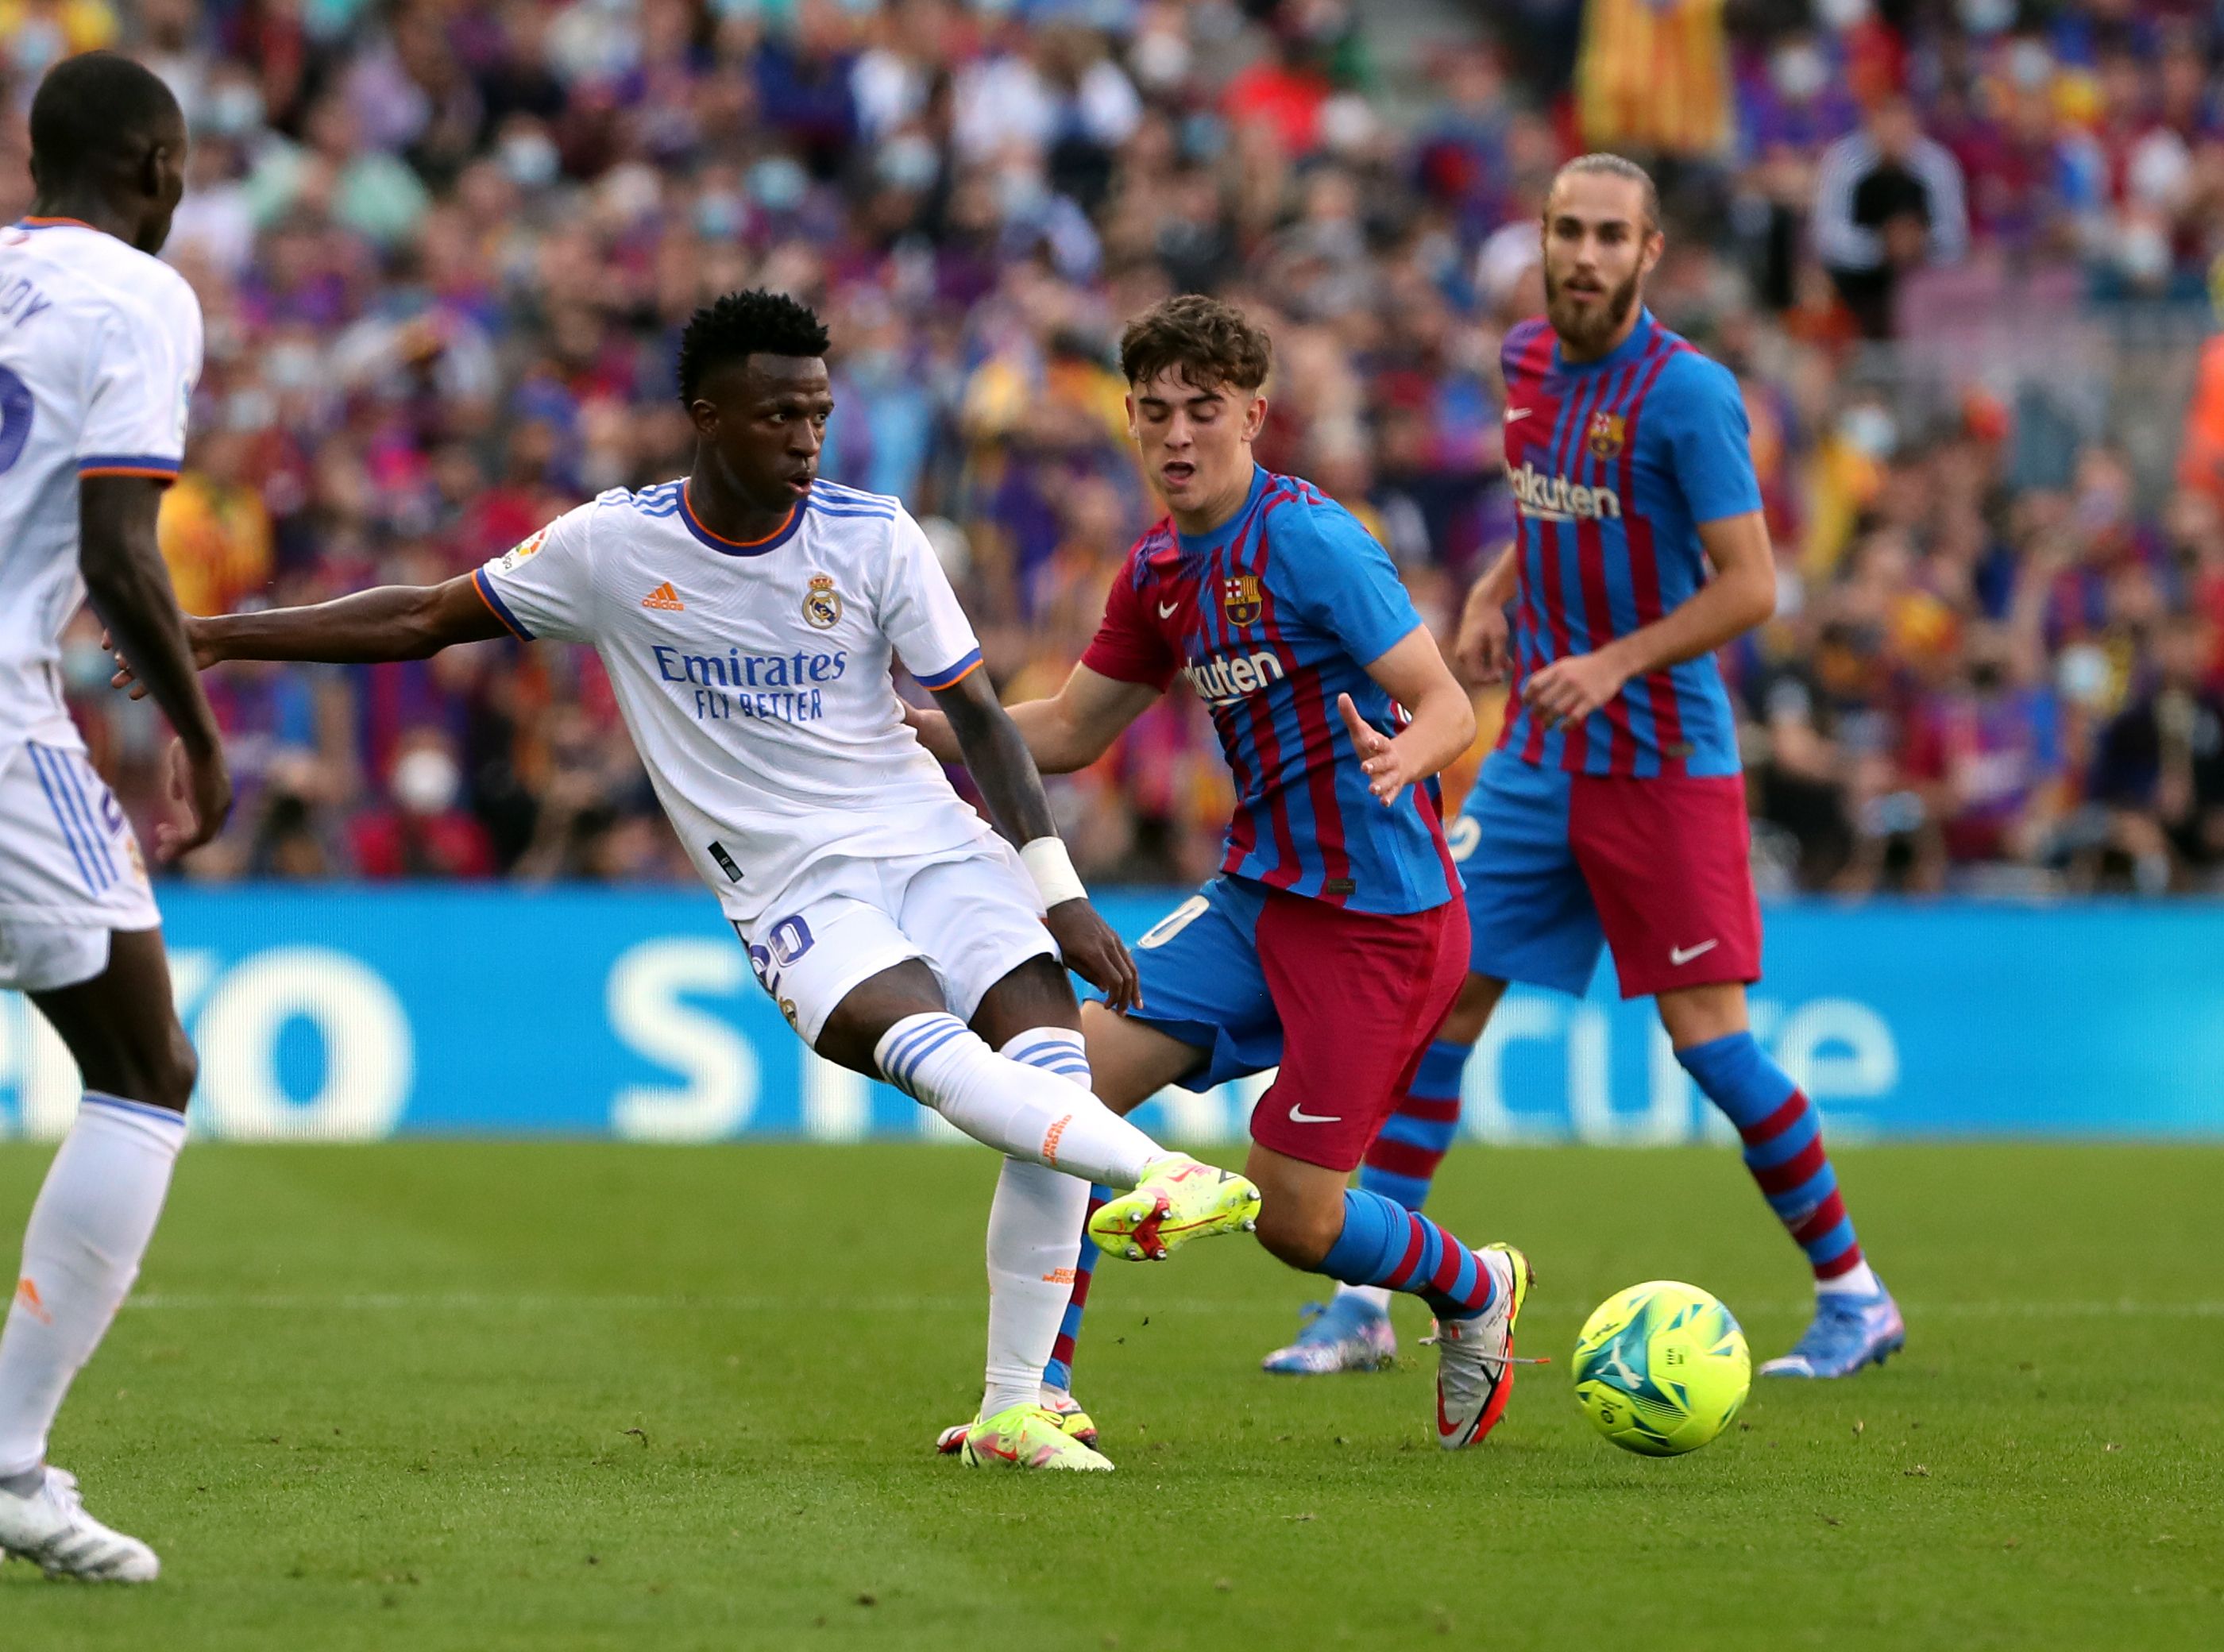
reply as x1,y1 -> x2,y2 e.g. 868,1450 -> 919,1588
899,697 -> 963,764
103,618 -> 218,701
1337,692 -> 1421,808
1521,650 -> 1631,730
1454,586 -> 1511,685
155,736 -> 232,863
1044,897 -> 1141,1014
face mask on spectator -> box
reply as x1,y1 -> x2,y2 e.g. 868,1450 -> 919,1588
9,19 -> 61,75
2008,41 -> 2053,91
1817,0 -> 1870,29
1840,405 -> 1897,461
748,157 -> 809,214
501,132 -> 561,191
265,343 -> 321,393
1132,28 -> 1191,91
210,83 -> 265,137
1959,0 -> 2016,37
393,748 -> 463,817
695,191 -> 744,240
2119,222 -> 2172,287
877,135 -> 940,193
1770,44 -> 1828,102
2057,643 -> 2110,708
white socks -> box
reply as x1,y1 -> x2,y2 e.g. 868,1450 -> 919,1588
981,1032 -> 1095,1418
875,1013 -> 1159,1188
0,1095 -> 185,1479
1818,1260 -> 1882,1299
1334,1283 -> 1394,1314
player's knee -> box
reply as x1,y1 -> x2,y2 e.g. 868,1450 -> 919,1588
1436,973 -> 1505,1045
1253,1193 -> 1342,1271
136,1021 -> 197,1116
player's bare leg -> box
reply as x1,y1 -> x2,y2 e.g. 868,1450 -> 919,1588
1655,982 -> 1904,1377
0,930 -> 195,1581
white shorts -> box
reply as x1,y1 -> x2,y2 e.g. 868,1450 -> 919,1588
0,740 -> 160,993
739,838 -> 1056,1047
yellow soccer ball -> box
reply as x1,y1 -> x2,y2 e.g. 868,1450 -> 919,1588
1573,1281 -> 1751,1457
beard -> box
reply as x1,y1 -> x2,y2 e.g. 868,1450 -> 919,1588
1544,262 -> 1643,353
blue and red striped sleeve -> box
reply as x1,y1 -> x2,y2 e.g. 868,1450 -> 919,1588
1080,539 -> 1179,691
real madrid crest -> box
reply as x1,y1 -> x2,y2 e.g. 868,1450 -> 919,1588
802,573 -> 843,630
1586,411 -> 1626,461
1221,573 -> 1262,628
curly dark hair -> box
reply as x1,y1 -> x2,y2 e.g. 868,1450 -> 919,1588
676,289 -> 831,405
29,52 -> 182,188
1118,294 -> 1272,395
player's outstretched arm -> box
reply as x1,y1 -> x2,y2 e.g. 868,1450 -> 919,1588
1338,626 -> 1477,809
1522,509 -> 1774,730
81,476 -> 232,860
109,572 -> 508,691
931,666 -> 1141,1012
907,662 -> 1158,774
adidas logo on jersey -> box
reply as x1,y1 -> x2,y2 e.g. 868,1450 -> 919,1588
642,581 -> 685,611
1506,461 -> 1623,523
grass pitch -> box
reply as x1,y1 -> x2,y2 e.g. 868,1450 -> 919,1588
0,1140 -> 2217,1650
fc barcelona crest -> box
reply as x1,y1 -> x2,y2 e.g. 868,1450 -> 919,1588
801,573 -> 843,630
1586,411 -> 1626,461
1221,573 -> 1262,628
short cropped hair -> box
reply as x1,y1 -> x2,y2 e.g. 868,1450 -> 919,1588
29,52 -> 183,187
676,289 -> 831,405
1119,294 -> 1272,396
1548,152 -> 1662,232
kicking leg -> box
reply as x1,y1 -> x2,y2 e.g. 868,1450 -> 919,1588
1659,983 -> 1904,1378
0,928 -> 194,1581
1272,973 -> 1508,1376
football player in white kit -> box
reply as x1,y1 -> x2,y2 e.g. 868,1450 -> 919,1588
0,55 -> 234,1581
114,289 -> 1262,1473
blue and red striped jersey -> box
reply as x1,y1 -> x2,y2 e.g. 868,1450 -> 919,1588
1498,308 -> 1763,778
1083,467 -> 1458,915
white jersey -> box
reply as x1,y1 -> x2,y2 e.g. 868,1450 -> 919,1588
0,218 -> 202,749
476,477 -> 1001,924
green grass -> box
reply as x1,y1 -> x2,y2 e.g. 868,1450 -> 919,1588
0,1141 -> 2218,1650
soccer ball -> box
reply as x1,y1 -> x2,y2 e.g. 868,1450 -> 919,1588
1573,1281 -> 1751,1457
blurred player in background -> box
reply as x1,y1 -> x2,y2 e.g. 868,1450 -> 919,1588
1281,154 -> 1904,1382
914,295 -> 1533,1452
0,54 -> 230,1581
113,291 -> 1261,1474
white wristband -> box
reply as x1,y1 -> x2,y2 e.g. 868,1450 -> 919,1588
1020,836 -> 1088,909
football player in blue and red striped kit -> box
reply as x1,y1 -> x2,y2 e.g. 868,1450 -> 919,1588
914,294 -> 1534,1450
1277,154 -> 1903,1383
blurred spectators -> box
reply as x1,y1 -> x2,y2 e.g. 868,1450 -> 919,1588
4,0 -> 2222,896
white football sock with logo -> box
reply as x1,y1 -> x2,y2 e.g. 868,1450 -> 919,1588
979,1031 -> 1095,1418
875,1013 -> 1158,1188
0,1096 -> 186,1479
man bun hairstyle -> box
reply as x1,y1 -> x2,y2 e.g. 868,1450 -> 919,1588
676,288 -> 831,405
29,51 -> 183,188
1119,294 -> 1272,395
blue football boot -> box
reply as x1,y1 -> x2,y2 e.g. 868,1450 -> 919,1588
1261,1292 -> 1397,1375
1759,1284 -> 1906,1378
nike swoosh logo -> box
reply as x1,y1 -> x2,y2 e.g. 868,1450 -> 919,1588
1157,602 -> 1179,618
1669,939 -> 1720,966
1503,407 -> 1533,422
1288,1103 -> 1342,1124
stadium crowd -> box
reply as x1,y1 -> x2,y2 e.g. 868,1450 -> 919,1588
12,0 -> 2224,895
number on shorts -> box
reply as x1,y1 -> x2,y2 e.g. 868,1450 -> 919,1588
0,367 -> 32,475
1446,814 -> 1482,865
767,914 -> 815,966
1136,894 -> 1210,950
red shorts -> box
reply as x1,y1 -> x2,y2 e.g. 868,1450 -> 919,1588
1246,890 -> 1470,1173
1459,754 -> 1762,1000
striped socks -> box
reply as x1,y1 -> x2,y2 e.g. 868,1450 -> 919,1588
1676,1032 -> 1878,1296
1357,1038 -> 1470,1211
1318,1189 -> 1497,1322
